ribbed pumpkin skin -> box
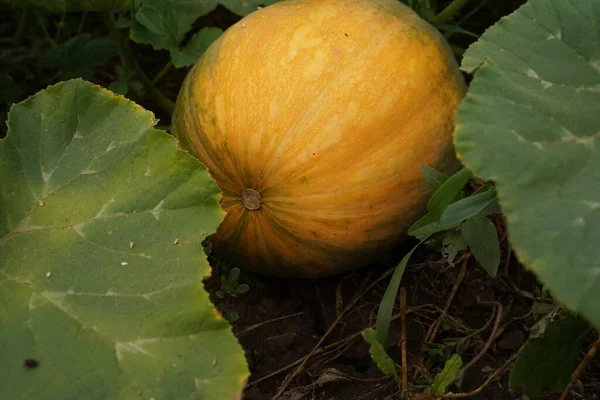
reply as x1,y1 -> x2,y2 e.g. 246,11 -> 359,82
173,0 -> 466,278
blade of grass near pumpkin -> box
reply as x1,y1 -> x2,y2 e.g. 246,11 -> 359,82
440,189 -> 497,226
427,168 -> 472,219
376,237 -> 429,345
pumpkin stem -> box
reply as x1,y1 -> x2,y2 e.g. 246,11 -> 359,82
242,189 -> 262,211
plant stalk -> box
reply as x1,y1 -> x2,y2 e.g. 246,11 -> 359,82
559,334 -> 600,400
76,12 -> 88,36
13,9 -> 30,46
102,12 -> 175,116
434,0 -> 472,24
35,12 -> 56,47
151,60 -> 174,85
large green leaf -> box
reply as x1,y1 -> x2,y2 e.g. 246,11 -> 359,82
0,79 -> 248,399
2,0 -> 128,12
509,316 -> 590,398
454,0 -> 600,327
130,0 -> 283,64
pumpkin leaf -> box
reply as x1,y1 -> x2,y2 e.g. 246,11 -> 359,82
2,0 -> 128,11
509,316 -> 590,398
462,215 -> 501,277
361,328 -> 397,377
130,0 -> 282,60
426,353 -> 463,396
427,168 -> 472,219
0,79 -> 248,399
130,0 -> 219,53
454,0 -> 600,327
421,165 -> 449,193
439,189 -> 497,226
170,28 -> 224,68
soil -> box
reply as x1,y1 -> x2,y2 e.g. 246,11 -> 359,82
2,2 -> 599,400
204,221 -> 559,400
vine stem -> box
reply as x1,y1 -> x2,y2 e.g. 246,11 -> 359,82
35,12 -> 56,47
434,0 -> 473,24
13,9 -> 30,46
152,60 -> 174,85
102,12 -> 175,116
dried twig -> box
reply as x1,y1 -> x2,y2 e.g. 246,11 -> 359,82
406,301 -> 505,399
249,305 -> 432,388
238,312 -> 305,336
271,273 -> 373,399
425,256 -> 469,343
559,334 -> 600,400
461,300 -> 503,374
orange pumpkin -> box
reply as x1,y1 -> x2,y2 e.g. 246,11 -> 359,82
172,0 -> 466,278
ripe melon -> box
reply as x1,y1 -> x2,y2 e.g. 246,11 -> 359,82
172,0 -> 466,278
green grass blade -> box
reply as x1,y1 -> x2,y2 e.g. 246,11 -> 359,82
375,239 -> 426,345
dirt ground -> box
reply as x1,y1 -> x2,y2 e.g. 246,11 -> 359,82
204,226 -> 573,400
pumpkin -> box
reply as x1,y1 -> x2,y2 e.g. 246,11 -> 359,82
172,0 -> 466,278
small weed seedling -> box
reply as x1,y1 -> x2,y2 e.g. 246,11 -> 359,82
203,238 -> 250,322
214,267 -> 250,322
217,267 -> 250,299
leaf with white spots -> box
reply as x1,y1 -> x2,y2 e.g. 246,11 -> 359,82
454,0 -> 600,327
0,79 -> 248,399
